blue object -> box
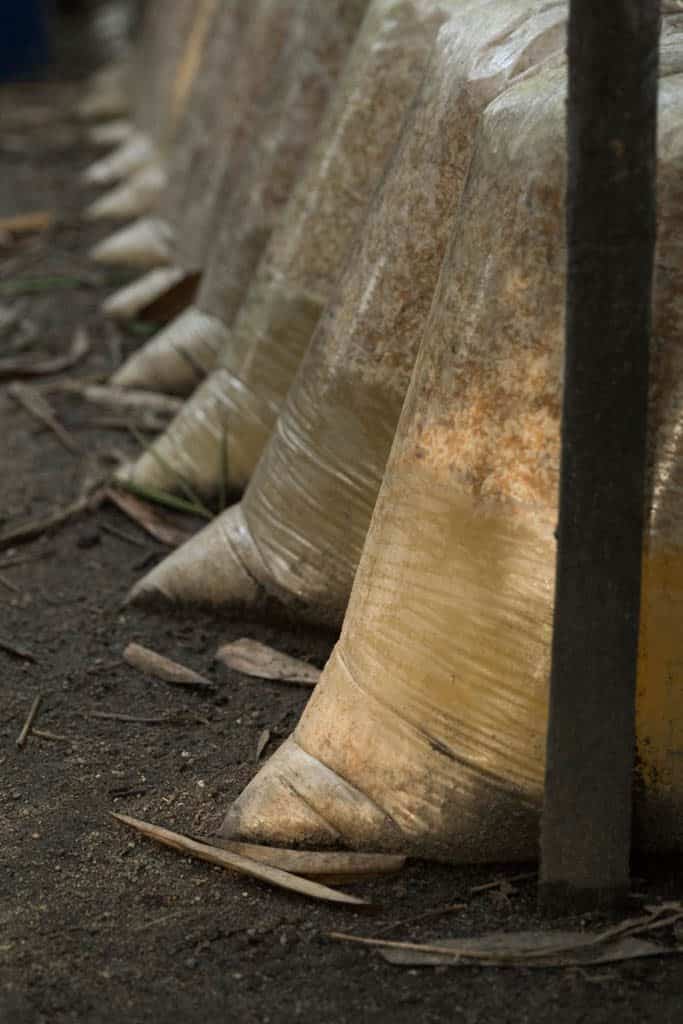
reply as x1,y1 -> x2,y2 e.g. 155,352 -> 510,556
0,1 -> 50,81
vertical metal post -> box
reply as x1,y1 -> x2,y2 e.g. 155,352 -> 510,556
539,1 -> 660,914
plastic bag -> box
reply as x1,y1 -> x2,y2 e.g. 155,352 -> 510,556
122,0 -> 460,494
83,1 -> 213,221
111,0 -> 369,384
130,1 -> 568,628
222,47 -> 683,859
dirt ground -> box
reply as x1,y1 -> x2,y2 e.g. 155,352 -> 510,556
1,17 -> 682,1024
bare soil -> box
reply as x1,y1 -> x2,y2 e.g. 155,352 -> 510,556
1,26 -> 682,1024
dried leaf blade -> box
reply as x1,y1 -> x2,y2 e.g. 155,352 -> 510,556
216,639 -> 320,687
112,813 -> 368,906
123,642 -> 213,689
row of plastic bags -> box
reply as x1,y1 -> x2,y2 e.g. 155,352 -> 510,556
80,1 -> 683,861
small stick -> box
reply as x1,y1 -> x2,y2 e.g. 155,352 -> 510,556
74,384 -> 182,416
0,326 -> 89,380
9,382 -> 82,454
91,710 -> 209,726
0,636 -> 38,662
32,728 -> 74,743
16,694 -> 42,748
100,522 -> 147,548
0,547 -> 55,570
469,871 -> 537,895
0,496 -> 89,552
374,902 -> 468,936
0,572 -> 19,593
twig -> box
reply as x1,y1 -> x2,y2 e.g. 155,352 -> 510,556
32,728 -> 75,743
374,902 -> 468,936
0,572 -> 19,593
0,547 -> 55,570
100,522 -> 147,548
16,694 -> 42,748
0,496 -> 88,552
0,636 -> 38,662
469,871 -> 536,895
8,382 -> 82,454
91,710 -> 209,726
0,327 -> 90,380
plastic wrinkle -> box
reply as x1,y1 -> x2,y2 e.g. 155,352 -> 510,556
225,34 -> 683,860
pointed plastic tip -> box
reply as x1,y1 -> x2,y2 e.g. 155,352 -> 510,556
87,119 -> 133,148
83,164 -> 166,222
128,507 -> 262,610
89,217 -> 173,268
221,740 -> 343,848
102,266 -> 185,321
81,133 -> 157,187
110,306 -> 224,393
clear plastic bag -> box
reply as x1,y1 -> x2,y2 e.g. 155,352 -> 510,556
130,1 -> 568,630
112,0 -> 369,390
124,0 -> 459,494
223,45 -> 683,859
123,0 -> 464,495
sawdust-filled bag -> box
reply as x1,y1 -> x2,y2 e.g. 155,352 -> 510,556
83,0 -> 218,224
111,0 -> 369,377
130,1 -> 569,625
219,48 -> 683,859
122,0 -> 461,496
88,0 -> 247,266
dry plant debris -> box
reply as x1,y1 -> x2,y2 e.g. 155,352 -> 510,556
330,904 -> 683,968
112,813 -> 370,907
215,639 -> 321,687
0,327 -> 90,381
123,641 -> 214,689
104,489 -> 192,547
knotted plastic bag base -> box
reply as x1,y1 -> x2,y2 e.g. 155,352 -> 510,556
111,306 -> 228,393
90,217 -> 174,269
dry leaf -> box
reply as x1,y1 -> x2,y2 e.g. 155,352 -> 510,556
331,905 -> 683,967
112,813 -> 369,906
0,327 -> 90,381
105,489 -> 191,547
216,639 -> 320,687
196,835 -> 406,883
123,642 -> 213,688
0,211 -> 55,236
